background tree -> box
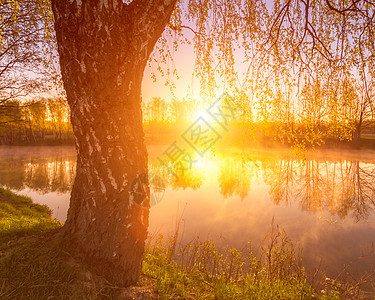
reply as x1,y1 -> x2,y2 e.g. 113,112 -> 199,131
0,100 -> 22,143
27,99 -> 47,141
144,97 -> 168,124
0,0 -> 58,104
47,96 -> 71,140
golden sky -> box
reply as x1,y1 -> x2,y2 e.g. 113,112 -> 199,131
142,39 -> 196,103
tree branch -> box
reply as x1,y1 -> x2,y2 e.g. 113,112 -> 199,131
325,0 -> 361,14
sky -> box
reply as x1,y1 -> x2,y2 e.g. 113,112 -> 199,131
140,0 -> 276,104
142,39 -> 195,103
141,35 -> 251,105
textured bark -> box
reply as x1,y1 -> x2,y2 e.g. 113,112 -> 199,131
52,0 -> 177,286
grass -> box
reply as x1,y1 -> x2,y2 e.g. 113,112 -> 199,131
0,187 -> 372,299
0,188 -> 61,244
142,228 -> 343,299
0,188 -> 123,299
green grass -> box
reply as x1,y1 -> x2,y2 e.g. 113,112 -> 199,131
142,233 -> 344,299
0,188 -> 371,299
0,188 -> 121,299
0,188 -> 61,245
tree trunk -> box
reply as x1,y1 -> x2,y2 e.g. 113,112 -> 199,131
353,110 -> 364,141
52,0 -> 177,286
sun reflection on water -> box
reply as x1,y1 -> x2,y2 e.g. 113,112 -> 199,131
1,146 -> 375,277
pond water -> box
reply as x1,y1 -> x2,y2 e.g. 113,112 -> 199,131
1,145 -> 375,279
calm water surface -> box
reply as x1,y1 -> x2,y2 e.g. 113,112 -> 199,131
1,145 -> 375,278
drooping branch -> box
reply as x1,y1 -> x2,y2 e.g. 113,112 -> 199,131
325,0 -> 361,14
168,23 -> 200,35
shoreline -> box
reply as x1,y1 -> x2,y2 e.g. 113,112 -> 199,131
1,135 -> 375,150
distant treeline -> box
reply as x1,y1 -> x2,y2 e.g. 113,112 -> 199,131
0,97 -> 73,145
142,78 -> 375,149
2,91 -> 375,148
142,96 -> 203,125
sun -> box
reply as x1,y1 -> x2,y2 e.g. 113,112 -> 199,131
192,110 -> 207,121
195,159 -> 203,168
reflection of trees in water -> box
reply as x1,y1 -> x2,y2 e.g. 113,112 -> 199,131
218,155 -> 256,200
150,153 -> 375,221
296,160 -> 326,213
149,154 -> 256,199
263,159 -> 375,221
7,151 -> 373,221
149,154 -> 257,200
262,159 -> 297,205
335,161 -> 375,221
0,160 -> 26,190
0,156 -> 76,194
148,162 -> 204,191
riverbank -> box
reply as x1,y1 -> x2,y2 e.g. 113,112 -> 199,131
0,188 -> 369,299
2,126 -> 375,152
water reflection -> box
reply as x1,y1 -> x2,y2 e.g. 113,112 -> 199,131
149,151 -> 375,222
149,162 -> 204,191
263,159 -> 375,221
1,146 -> 374,277
0,153 -> 75,194
1,146 -> 375,223
217,154 -> 257,200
